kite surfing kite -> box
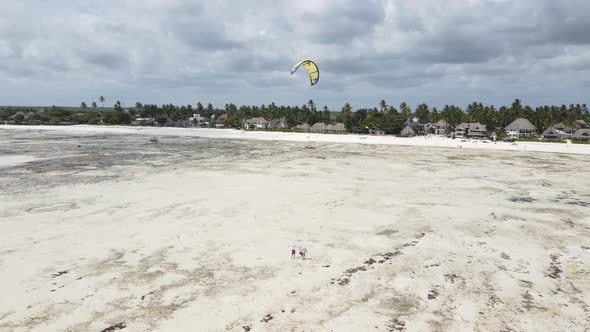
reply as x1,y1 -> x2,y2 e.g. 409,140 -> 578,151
291,59 -> 319,86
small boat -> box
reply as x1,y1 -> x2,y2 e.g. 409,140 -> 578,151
149,137 -> 159,143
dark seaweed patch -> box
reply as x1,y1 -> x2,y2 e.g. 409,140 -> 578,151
377,229 -> 399,236
100,322 -> 126,332
260,314 -> 273,323
444,273 -> 463,284
509,196 -> 536,203
51,271 -> 68,278
546,255 -> 562,279
427,288 -> 439,300
387,318 -> 406,331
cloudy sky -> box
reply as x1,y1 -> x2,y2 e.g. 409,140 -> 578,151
1,0 -> 589,110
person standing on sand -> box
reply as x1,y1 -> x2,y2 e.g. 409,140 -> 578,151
299,246 -> 307,260
291,245 -> 297,259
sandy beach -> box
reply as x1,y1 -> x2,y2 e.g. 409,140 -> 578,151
1,125 -> 589,331
2,125 -> 590,156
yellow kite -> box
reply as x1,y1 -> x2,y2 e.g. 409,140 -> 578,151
291,59 -> 319,86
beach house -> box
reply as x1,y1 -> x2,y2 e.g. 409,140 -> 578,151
400,126 -> 416,137
270,117 -> 288,129
466,123 -> 487,138
215,114 -> 228,128
132,117 -> 155,126
505,118 -> 537,138
243,117 -> 270,130
310,123 -> 347,133
368,127 -> 386,135
192,114 -> 210,128
455,123 -> 488,139
454,124 -> 467,138
296,123 -> 311,131
331,123 -> 347,133
542,127 -> 566,140
434,119 -> 450,136
573,129 -> 590,141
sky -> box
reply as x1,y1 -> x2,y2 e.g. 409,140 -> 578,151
1,0 -> 589,110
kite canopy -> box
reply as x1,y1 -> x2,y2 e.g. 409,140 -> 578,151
291,59 -> 319,86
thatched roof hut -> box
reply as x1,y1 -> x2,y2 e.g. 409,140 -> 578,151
296,123 -> 311,131
331,123 -> 346,132
400,126 -> 416,137
573,129 -> 590,141
542,127 -> 563,139
505,118 -> 536,131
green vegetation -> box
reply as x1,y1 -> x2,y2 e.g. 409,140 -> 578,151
1,99 -> 588,139
517,138 -> 566,144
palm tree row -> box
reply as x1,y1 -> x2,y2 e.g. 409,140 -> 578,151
3,99 -> 588,133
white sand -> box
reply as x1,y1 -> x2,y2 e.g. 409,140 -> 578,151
0,126 -> 589,331
2,124 -> 590,155
0,155 -> 37,168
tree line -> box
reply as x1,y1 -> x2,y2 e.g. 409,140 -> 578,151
1,99 -> 588,135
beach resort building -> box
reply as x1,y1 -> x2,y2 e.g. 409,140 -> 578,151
505,118 -> 537,138
192,114 -> 210,127
310,123 -> 347,133
296,123 -> 311,131
215,114 -> 228,128
400,126 -> 416,137
243,117 -> 270,130
368,127 -> 386,135
434,119 -> 450,136
454,123 -> 488,139
132,117 -> 155,126
454,124 -> 467,138
573,129 -> 590,141
331,123 -> 347,133
10,111 -> 25,120
542,127 -> 566,140
270,118 -> 288,129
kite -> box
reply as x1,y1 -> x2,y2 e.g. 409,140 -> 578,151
291,59 -> 319,86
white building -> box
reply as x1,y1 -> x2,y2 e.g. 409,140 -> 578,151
505,118 -> 537,138
192,114 -> 210,127
243,117 -> 271,129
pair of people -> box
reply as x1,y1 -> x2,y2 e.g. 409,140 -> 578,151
291,245 -> 307,259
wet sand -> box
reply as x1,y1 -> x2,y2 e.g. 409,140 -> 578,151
0,127 -> 589,331
3,125 -> 590,155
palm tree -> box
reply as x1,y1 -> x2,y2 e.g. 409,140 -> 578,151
400,102 -> 411,118
80,102 -> 87,109
307,99 -> 316,112
99,96 -> 105,108
92,101 -> 97,108
323,105 -> 330,123
379,100 -> 387,113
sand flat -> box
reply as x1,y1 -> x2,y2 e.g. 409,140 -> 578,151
0,127 -> 589,331
2,125 -> 590,155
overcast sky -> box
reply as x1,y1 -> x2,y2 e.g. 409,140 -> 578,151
1,0 -> 589,110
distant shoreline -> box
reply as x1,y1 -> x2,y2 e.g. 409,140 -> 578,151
2,124 -> 590,155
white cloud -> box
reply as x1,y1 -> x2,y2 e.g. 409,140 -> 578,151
0,0 -> 588,109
